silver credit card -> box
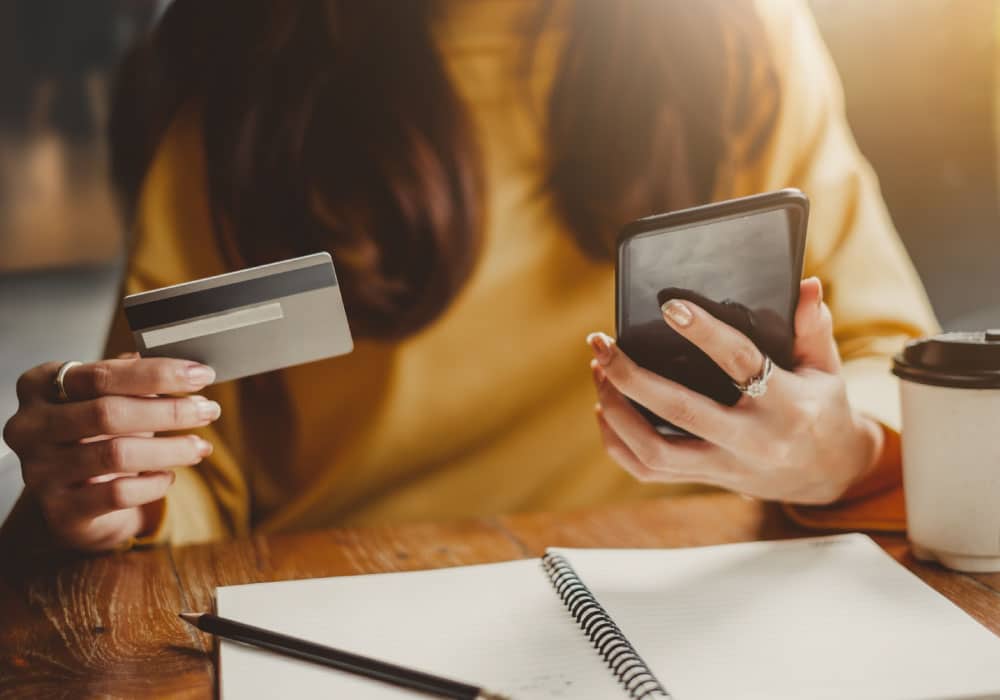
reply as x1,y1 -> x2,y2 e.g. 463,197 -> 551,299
124,252 -> 353,383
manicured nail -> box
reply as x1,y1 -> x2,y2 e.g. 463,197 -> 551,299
586,332 -> 615,366
193,436 -> 213,457
186,364 -> 216,386
812,277 -> 824,308
661,299 -> 693,327
590,359 -> 606,384
190,396 -> 221,421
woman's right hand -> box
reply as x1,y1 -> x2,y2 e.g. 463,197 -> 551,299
2,356 -> 221,551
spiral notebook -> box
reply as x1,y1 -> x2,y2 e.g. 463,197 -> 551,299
216,534 -> 1000,699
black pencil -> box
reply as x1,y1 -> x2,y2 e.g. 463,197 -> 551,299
179,612 -> 508,699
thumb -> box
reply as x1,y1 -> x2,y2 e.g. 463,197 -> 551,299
793,277 -> 841,374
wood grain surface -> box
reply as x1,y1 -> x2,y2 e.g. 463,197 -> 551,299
2,493 -> 999,699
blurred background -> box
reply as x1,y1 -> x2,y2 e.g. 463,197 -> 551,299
1,0 -> 998,521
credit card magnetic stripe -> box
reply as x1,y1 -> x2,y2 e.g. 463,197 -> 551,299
140,302 -> 285,348
125,263 -> 337,331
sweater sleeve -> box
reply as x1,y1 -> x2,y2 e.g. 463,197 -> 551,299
748,0 -> 939,505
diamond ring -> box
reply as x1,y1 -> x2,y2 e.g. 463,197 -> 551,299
733,354 -> 773,399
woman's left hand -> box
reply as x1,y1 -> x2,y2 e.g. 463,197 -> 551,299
588,277 -> 883,505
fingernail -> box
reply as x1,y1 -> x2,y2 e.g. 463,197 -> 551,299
586,332 -> 615,366
193,436 -> 213,457
813,277 -> 824,308
185,364 -> 216,386
590,359 -> 606,384
191,396 -> 221,421
661,299 -> 693,327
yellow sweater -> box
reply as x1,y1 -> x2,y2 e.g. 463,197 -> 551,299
108,0 -> 937,545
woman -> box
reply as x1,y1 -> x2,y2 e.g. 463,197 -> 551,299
3,0 -> 937,551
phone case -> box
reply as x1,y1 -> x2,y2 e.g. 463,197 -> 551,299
614,189 -> 809,437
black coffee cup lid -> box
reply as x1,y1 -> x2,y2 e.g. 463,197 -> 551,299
893,330 -> 1000,388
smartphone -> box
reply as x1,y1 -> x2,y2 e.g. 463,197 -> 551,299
615,189 -> 809,437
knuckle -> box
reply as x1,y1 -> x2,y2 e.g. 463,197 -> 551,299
92,397 -> 123,434
730,344 -> 760,379
632,439 -> 667,471
106,479 -> 132,510
15,373 -> 33,403
2,414 -> 22,451
4,412 -> 44,455
785,398 -> 823,440
17,363 -> 55,402
155,363 -> 178,389
172,398 -> 194,426
101,438 -> 129,472
90,362 -> 114,396
666,399 -> 699,431
762,438 -> 793,466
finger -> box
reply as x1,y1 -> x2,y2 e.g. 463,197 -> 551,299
59,357 -> 216,401
595,406 -> 661,483
42,435 -> 213,485
596,405 -> 747,493
660,298 -> 766,386
593,363 -> 720,479
793,277 -> 840,373
45,395 -> 221,443
59,471 -> 175,520
587,333 -> 744,445
16,362 -> 62,403
80,432 -> 155,442
59,508 -> 146,552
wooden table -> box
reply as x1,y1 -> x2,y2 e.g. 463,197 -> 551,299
3,493 -> 1000,698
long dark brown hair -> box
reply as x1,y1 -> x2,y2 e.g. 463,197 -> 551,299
110,0 -> 779,340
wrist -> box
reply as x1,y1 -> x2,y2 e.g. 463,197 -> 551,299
855,412 -> 885,474
837,413 -> 893,502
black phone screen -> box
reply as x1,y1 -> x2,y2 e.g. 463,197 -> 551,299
615,190 -> 808,436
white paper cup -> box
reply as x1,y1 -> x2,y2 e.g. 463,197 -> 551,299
894,331 -> 1000,572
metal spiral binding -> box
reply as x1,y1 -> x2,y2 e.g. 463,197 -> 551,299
541,553 -> 671,700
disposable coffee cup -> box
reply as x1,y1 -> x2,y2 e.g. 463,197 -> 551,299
893,331 -> 1000,572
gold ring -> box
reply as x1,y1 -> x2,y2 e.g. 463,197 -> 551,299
53,361 -> 83,402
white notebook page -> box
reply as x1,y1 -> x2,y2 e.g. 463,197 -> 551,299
216,558 -> 625,699
556,535 -> 1000,700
